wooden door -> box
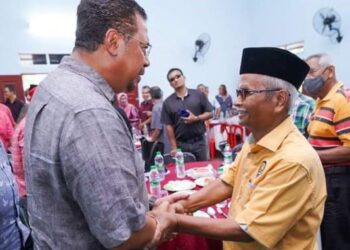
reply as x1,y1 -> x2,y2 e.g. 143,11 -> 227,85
0,75 -> 24,103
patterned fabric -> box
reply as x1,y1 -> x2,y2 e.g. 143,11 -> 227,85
291,93 -> 315,137
215,94 -> 233,117
308,82 -> 350,166
0,109 -> 14,151
11,118 -> 26,197
0,141 -> 30,250
0,103 -> 15,126
24,56 -> 148,249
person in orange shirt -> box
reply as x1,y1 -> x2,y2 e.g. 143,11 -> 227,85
305,53 -> 350,250
150,48 -> 327,250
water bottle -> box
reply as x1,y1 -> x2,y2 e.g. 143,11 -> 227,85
175,148 -> 186,178
149,165 -> 161,198
217,165 -> 224,178
223,144 -> 232,167
154,151 -> 165,180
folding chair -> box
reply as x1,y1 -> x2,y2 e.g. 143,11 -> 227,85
163,151 -> 197,165
141,140 -> 164,172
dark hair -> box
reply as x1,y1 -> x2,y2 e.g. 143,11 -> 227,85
142,85 -> 151,91
219,84 -> 227,96
197,83 -> 205,89
4,84 -> 16,93
74,0 -> 147,52
150,86 -> 162,99
166,68 -> 183,81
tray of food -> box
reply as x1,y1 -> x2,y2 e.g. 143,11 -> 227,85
186,164 -> 216,179
163,180 -> 196,192
194,176 -> 216,187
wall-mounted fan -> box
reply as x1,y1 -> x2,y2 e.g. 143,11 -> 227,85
313,7 -> 343,43
193,33 -> 211,62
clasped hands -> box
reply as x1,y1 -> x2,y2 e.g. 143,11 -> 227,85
146,192 -> 189,249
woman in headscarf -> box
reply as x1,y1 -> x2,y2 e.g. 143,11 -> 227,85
116,92 -> 140,128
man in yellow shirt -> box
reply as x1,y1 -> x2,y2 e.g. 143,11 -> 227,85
304,53 -> 350,250
150,47 -> 327,250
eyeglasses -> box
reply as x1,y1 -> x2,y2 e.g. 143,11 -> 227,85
236,88 -> 282,100
169,74 -> 182,83
129,36 -> 152,57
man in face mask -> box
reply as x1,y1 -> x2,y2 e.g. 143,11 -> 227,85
305,53 -> 350,250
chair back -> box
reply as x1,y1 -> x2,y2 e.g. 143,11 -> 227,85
163,151 -> 197,165
183,152 -> 197,162
224,124 -> 245,149
142,140 -> 164,172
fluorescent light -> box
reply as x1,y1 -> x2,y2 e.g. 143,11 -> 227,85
28,14 -> 76,38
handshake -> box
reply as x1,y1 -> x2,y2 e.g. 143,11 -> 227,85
146,192 -> 191,249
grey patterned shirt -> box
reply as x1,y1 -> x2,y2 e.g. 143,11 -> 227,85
24,56 -> 148,250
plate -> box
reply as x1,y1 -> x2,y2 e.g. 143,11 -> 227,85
186,165 -> 215,179
194,176 -> 216,187
193,210 -> 210,218
163,180 -> 196,192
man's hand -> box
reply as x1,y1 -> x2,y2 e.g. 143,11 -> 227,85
146,212 -> 178,249
170,148 -> 177,157
181,110 -> 199,124
168,202 -> 186,214
152,192 -> 190,211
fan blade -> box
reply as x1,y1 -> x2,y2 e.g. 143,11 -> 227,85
320,13 -> 325,19
322,25 -> 326,33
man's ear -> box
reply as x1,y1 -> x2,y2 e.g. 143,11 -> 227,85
275,90 -> 289,113
328,65 -> 335,78
104,28 -> 123,56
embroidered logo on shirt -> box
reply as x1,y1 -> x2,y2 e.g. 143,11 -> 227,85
256,160 -> 267,178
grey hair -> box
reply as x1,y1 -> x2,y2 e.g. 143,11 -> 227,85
305,53 -> 333,68
260,75 -> 298,112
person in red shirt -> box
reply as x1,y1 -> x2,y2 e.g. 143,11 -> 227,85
11,86 -> 36,198
0,103 -> 15,127
0,108 -> 14,151
138,85 -> 153,134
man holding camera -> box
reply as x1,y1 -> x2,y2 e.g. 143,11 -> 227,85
161,68 -> 213,161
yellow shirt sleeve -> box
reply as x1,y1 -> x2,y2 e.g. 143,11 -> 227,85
235,162 -> 314,249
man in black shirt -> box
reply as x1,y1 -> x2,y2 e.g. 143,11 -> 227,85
161,68 -> 213,161
3,85 -> 24,122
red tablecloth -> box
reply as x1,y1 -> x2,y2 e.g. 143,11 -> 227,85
146,160 -> 226,250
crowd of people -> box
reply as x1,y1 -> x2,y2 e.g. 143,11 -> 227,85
1,0 -> 350,250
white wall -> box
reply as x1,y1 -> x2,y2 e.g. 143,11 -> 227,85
0,0 -> 348,99
138,0 -> 248,98
244,0 -> 349,87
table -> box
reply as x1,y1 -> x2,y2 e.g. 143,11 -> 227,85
146,160 -> 227,250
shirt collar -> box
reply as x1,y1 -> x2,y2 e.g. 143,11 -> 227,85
248,116 -> 295,153
176,88 -> 189,100
318,81 -> 343,103
59,56 -> 116,103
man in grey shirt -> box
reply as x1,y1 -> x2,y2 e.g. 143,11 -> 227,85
24,0 -> 180,249
148,86 -> 170,153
